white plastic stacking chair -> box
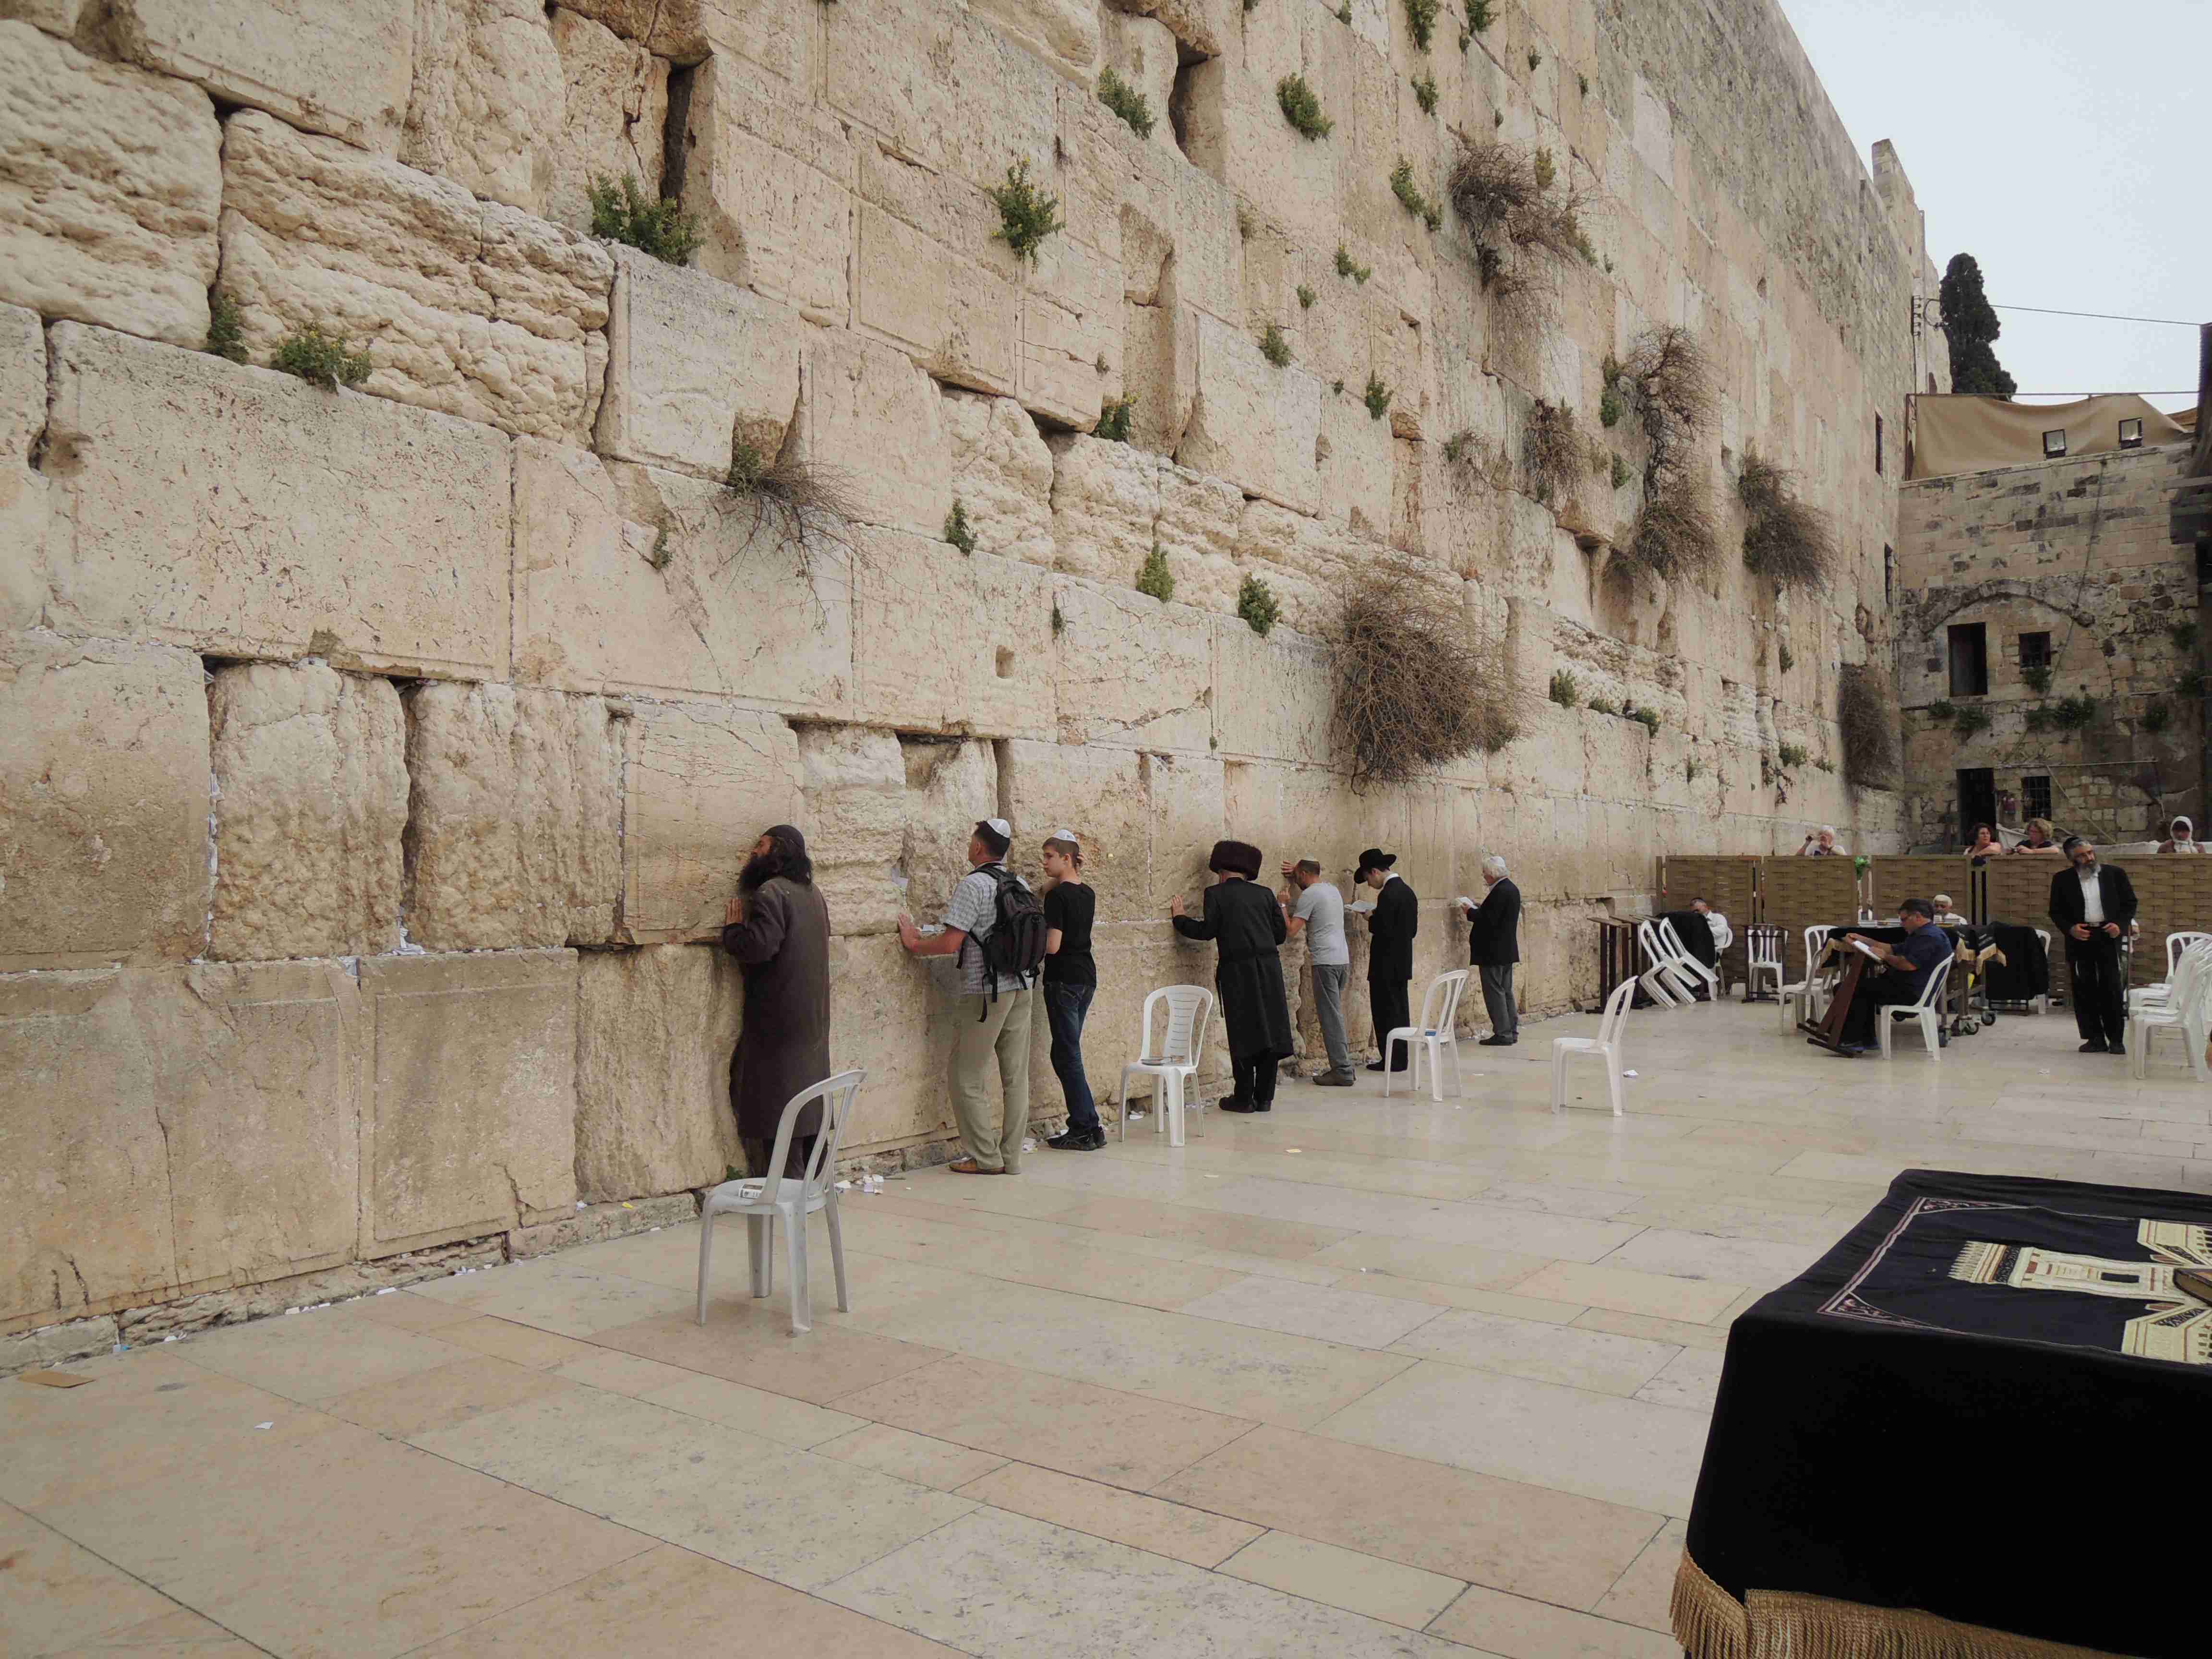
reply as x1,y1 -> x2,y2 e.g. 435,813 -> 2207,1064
2129,944 -> 2212,1080
1552,976 -> 1636,1116
1657,919 -> 1719,1000
1118,986 -> 1214,1147
2032,929 -> 2053,1015
2136,932 -> 2212,1013
696,1069 -> 864,1336
1778,926 -> 1833,1030
1635,921 -> 1693,1008
1745,927 -> 1786,1008
2169,931 -> 2211,977
1877,955 -> 1954,1061
1383,969 -> 1471,1101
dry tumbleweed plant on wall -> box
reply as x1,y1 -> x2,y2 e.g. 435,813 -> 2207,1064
1330,565 -> 1518,791
1738,450 -> 1835,590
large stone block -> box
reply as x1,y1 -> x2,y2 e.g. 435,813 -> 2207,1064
544,7 -> 669,233
1049,433 -> 1163,589
942,389 -> 1054,565
997,738 -> 1148,923
970,0 -> 1098,78
826,0 -> 1056,195
1053,579 -> 1214,753
1177,312 -> 1322,515
510,440 -> 852,711
402,682 -> 625,950
0,631 -> 210,972
797,329 -> 951,540
400,0 -> 566,212
853,154 -> 1021,395
0,24 -> 221,348
0,303 -> 45,631
797,722 -> 906,937
1214,621 -> 1334,767
575,944 -> 744,1201
360,950 -> 577,1250
597,246 -> 803,477
209,661 -> 408,961
1020,238 -> 1114,429
218,111 -> 613,443
828,932 -> 957,1152
108,0 -> 413,153
558,0 -> 712,60
624,699 -> 803,943
43,325 -> 514,679
852,530 -> 1057,741
897,735 -> 999,926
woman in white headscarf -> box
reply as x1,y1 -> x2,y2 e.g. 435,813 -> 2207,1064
2158,816 -> 2200,854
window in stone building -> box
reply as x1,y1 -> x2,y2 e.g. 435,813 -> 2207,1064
1948,622 -> 1988,697
2023,774 -> 2052,821
1875,413 -> 1885,475
2019,631 -> 2051,671
1885,545 -> 1895,605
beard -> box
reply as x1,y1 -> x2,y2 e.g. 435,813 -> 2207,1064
738,850 -> 782,891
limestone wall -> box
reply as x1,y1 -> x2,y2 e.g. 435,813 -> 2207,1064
1,0 -> 1929,1343
1896,443 -> 2201,845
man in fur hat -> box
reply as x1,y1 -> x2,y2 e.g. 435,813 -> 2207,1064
1172,840 -> 1293,1112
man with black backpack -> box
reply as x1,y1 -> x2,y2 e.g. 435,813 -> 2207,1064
896,817 -> 1046,1175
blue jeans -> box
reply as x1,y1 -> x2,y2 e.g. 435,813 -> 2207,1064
1046,981 -> 1100,1135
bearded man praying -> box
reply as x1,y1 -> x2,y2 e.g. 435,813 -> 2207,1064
721,824 -> 832,1178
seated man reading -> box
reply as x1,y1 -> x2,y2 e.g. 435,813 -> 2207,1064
1823,899 -> 1952,1057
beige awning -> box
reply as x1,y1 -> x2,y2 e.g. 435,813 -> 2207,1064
1910,394 -> 2190,480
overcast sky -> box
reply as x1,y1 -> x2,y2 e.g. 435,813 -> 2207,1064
1778,0 -> 2206,413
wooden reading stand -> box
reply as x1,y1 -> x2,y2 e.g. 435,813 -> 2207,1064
1800,938 -> 1878,1052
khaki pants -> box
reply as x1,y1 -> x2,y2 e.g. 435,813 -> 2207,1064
950,986 -> 1037,1172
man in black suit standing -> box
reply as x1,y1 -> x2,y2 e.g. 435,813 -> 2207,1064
1358,848 -> 1418,1072
2048,836 -> 2137,1055
1461,854 -> 1521,1045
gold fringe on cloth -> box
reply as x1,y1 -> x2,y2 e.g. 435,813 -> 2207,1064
1671,1549 -> 2129,1659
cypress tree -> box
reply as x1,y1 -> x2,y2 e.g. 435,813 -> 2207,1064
1939,253 -> 2016,398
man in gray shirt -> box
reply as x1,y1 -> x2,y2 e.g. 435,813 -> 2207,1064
1283,858 -> 1355,1086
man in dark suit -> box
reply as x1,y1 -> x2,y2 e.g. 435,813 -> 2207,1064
1461,854 -> 1521,1045
2048,836 -> 2137,1054
1358,848 -> 1418,1072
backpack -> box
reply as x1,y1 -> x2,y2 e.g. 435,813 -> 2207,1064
962,864 -> 1047,1010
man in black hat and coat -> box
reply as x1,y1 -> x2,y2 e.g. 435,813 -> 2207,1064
721,825 -> 831,1176
1172,840 -> 1293,1112
1358,848 -> 1418,1072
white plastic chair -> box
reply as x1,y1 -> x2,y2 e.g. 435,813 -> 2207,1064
696,1069 -> 864,1335
1778,925 -> 1834,1029
2136,932 -> 2212,1014
2130,945 -> 2212,1080
1877,955 -> 1954,1061
1553,976 -> 1636,1116
1383,969 -> 1471,1101
1745,926 -> 1786,1007
1657,919 -> 1719,999
1635,920 -> 1694,1008
2169,931 -> 2212,978
1119,986 -> 1214,1147
2032,929 -> 2053,1015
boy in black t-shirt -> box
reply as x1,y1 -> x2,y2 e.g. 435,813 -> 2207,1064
1038,831 -> 1104,1149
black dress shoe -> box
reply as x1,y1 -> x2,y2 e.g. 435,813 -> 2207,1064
2079,1040 -> 2107,1054
2109,1043 -> 2126,1057
1046,1129 -> 1104,1151
1478,1035 -> 1516,1046
1218,1097 -> 1259,1113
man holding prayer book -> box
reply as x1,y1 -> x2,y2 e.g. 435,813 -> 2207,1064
1821,899 -> 1951,1057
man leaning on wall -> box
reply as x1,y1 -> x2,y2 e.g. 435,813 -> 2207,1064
1282,857 -> 1356,1085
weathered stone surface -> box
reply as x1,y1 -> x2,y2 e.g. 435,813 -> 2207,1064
796,329 -> 951,540
1099,8 -> 1177,148
0,0 -> 91,36
219,111 -> 613,443
544,7 -> 668,233
402,682 -> 624,950
1177,312 -> 1322,515
1214,621 -> 1334,768
679,48 -> 853,323
44,325 -> 514,679
209,661 -> 408,961
0,24 -> 221,348
597,246 -> 802,477
826,1 -> 1056,196
510,440 -> 852,711
998,738 -> 1148,923
854,149 -> 1021,395
970,0 -> 1098,79
0,303 -> 44,632
557,0 -> 711,60
575,944 -> 743,1201
1054,579 -> 1213,753
851,530 -> 1056,740
1048,433 -> 1161,589
798,722 -> 906,937
828,932 -> 957,1152
624,699 -> 803,943
360,950 -> 577,1250
897,735 -> 999,927
109,0 -> 413,153
0,631 -> 210,972
400,0 -> 565,211
942,389 -> 1054,565
1020,237 -> 1114,429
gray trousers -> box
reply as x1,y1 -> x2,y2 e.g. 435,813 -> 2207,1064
1310,962 -> 1352,1074
1479,963 -> 1518,1040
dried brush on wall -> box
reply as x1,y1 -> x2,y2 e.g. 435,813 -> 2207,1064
1620,325 -> 1713,471
721,434 -> 862,579
1330,566 -> 1517,790
1738,451 -> 1834,590
1838,662 -> 1899,789
1626,466 -> 1717,580
1520,399 -> 1582,507
1447,136 -> 1590,276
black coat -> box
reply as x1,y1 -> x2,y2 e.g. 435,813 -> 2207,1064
1366,875 -> 1419,983
1173,878 -> 1294,1061
1466,878 -> 1521,967
2047,863 -> 2138,938
721,877 -> 831,1142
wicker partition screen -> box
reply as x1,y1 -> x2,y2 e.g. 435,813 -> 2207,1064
1760,858 -> 1861,986
1869,857 -> 1982,923
1659,856 -> 1760,989
2116,856 -> 2212,986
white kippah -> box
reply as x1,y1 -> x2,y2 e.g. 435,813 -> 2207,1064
1049,826 -> 1080,847
984,817 -> 1012,839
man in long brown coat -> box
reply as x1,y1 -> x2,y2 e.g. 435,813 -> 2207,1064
720,824 -> 831,1177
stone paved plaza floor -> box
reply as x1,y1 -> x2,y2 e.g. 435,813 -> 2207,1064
10,995 -> 2211,1658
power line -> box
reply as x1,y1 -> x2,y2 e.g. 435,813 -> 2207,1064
1990,303 -> 2200,327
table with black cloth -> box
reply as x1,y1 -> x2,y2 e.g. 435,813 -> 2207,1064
1675,1168 -> 2211,1659
1983,921 -> 2051,1006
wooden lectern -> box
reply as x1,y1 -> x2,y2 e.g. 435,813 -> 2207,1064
1800,939 -> 1876,1052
